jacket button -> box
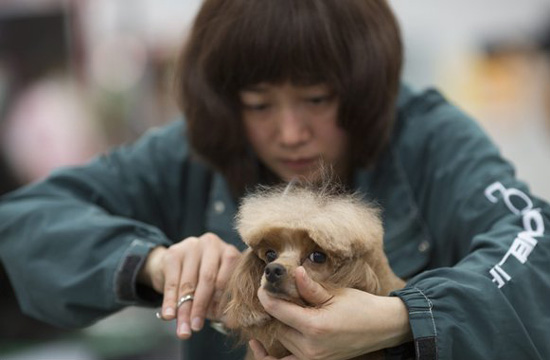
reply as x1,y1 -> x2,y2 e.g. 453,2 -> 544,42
214,201 -> 225,214
418,240 -> 430,253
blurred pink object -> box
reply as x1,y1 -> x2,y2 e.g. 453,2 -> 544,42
1,77 -> 106,184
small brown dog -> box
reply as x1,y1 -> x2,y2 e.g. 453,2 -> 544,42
222,181 -> 405,360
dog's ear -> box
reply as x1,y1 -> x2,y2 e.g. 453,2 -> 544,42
221,248 -> 271,329
359,262 -> 382,295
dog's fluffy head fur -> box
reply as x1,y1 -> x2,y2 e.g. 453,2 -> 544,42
236,183 -> 383,259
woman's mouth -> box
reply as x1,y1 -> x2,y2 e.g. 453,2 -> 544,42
280,157 -> 317,171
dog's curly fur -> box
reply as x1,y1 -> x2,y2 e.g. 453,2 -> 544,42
221,181 -> 405,359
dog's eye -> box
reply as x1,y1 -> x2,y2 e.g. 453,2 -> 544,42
308,251 -> 327,264
265,250 -> 277,263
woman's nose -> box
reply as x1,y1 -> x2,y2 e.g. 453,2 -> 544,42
277,108 -> 310,147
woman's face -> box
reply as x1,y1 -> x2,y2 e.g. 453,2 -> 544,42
240,82 -> 350,182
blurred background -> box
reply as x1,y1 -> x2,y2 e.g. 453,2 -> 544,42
1,0 -> 549,359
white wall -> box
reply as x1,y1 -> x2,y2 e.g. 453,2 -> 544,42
390,0 -> 550,201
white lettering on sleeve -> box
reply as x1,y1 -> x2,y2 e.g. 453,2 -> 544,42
502,234 -> 537,264
489,265 -> 512,288
485,182 -> 545,288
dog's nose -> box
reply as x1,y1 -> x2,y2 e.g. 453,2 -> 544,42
265,263 -> 286,283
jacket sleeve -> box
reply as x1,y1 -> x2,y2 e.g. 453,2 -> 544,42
391,91 -> 550,359
0,120 -> 194,328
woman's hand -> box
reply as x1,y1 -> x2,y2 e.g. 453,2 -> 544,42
251,267 -> 412,360
138,233 -> 241,339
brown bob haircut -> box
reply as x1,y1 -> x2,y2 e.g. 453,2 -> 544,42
177,0 -> 402,195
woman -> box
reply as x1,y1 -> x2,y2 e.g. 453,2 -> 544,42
1,1 -> 549,359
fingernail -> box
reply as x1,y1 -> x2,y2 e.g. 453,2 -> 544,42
191,317 -> 203,331
164,307 -> 175,317
179,322 -> 191,336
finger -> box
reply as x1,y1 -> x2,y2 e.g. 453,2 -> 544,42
189,234 -> 221,331
160,252 -> 181,320
295,266 -> 333,306
176,241 -> 201,338
273,326 -> 304,359
207,245 -> 240,318
176,298 -> 194,339
249,339 -> 269,359
249,339 -> 299,360
257,287 -> 309,332
215,245 -> 240,293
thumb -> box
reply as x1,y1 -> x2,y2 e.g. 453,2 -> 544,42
295,266 -> 332,306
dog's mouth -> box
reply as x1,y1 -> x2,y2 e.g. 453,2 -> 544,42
263,282 -> 288,297
262,280 -> 307,306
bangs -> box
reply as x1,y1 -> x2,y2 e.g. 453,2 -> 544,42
207,1 -> 346,91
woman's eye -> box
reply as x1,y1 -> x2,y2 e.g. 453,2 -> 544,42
307,96 -> 329,105
308,251 -> 327,264
265,250 -> 277,262
243,103 -> 269,111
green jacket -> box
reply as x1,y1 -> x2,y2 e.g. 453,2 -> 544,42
1,86 -> 549,360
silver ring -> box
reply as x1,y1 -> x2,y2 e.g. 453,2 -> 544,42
155,293 -> 195,320
177,293 -> 195,308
